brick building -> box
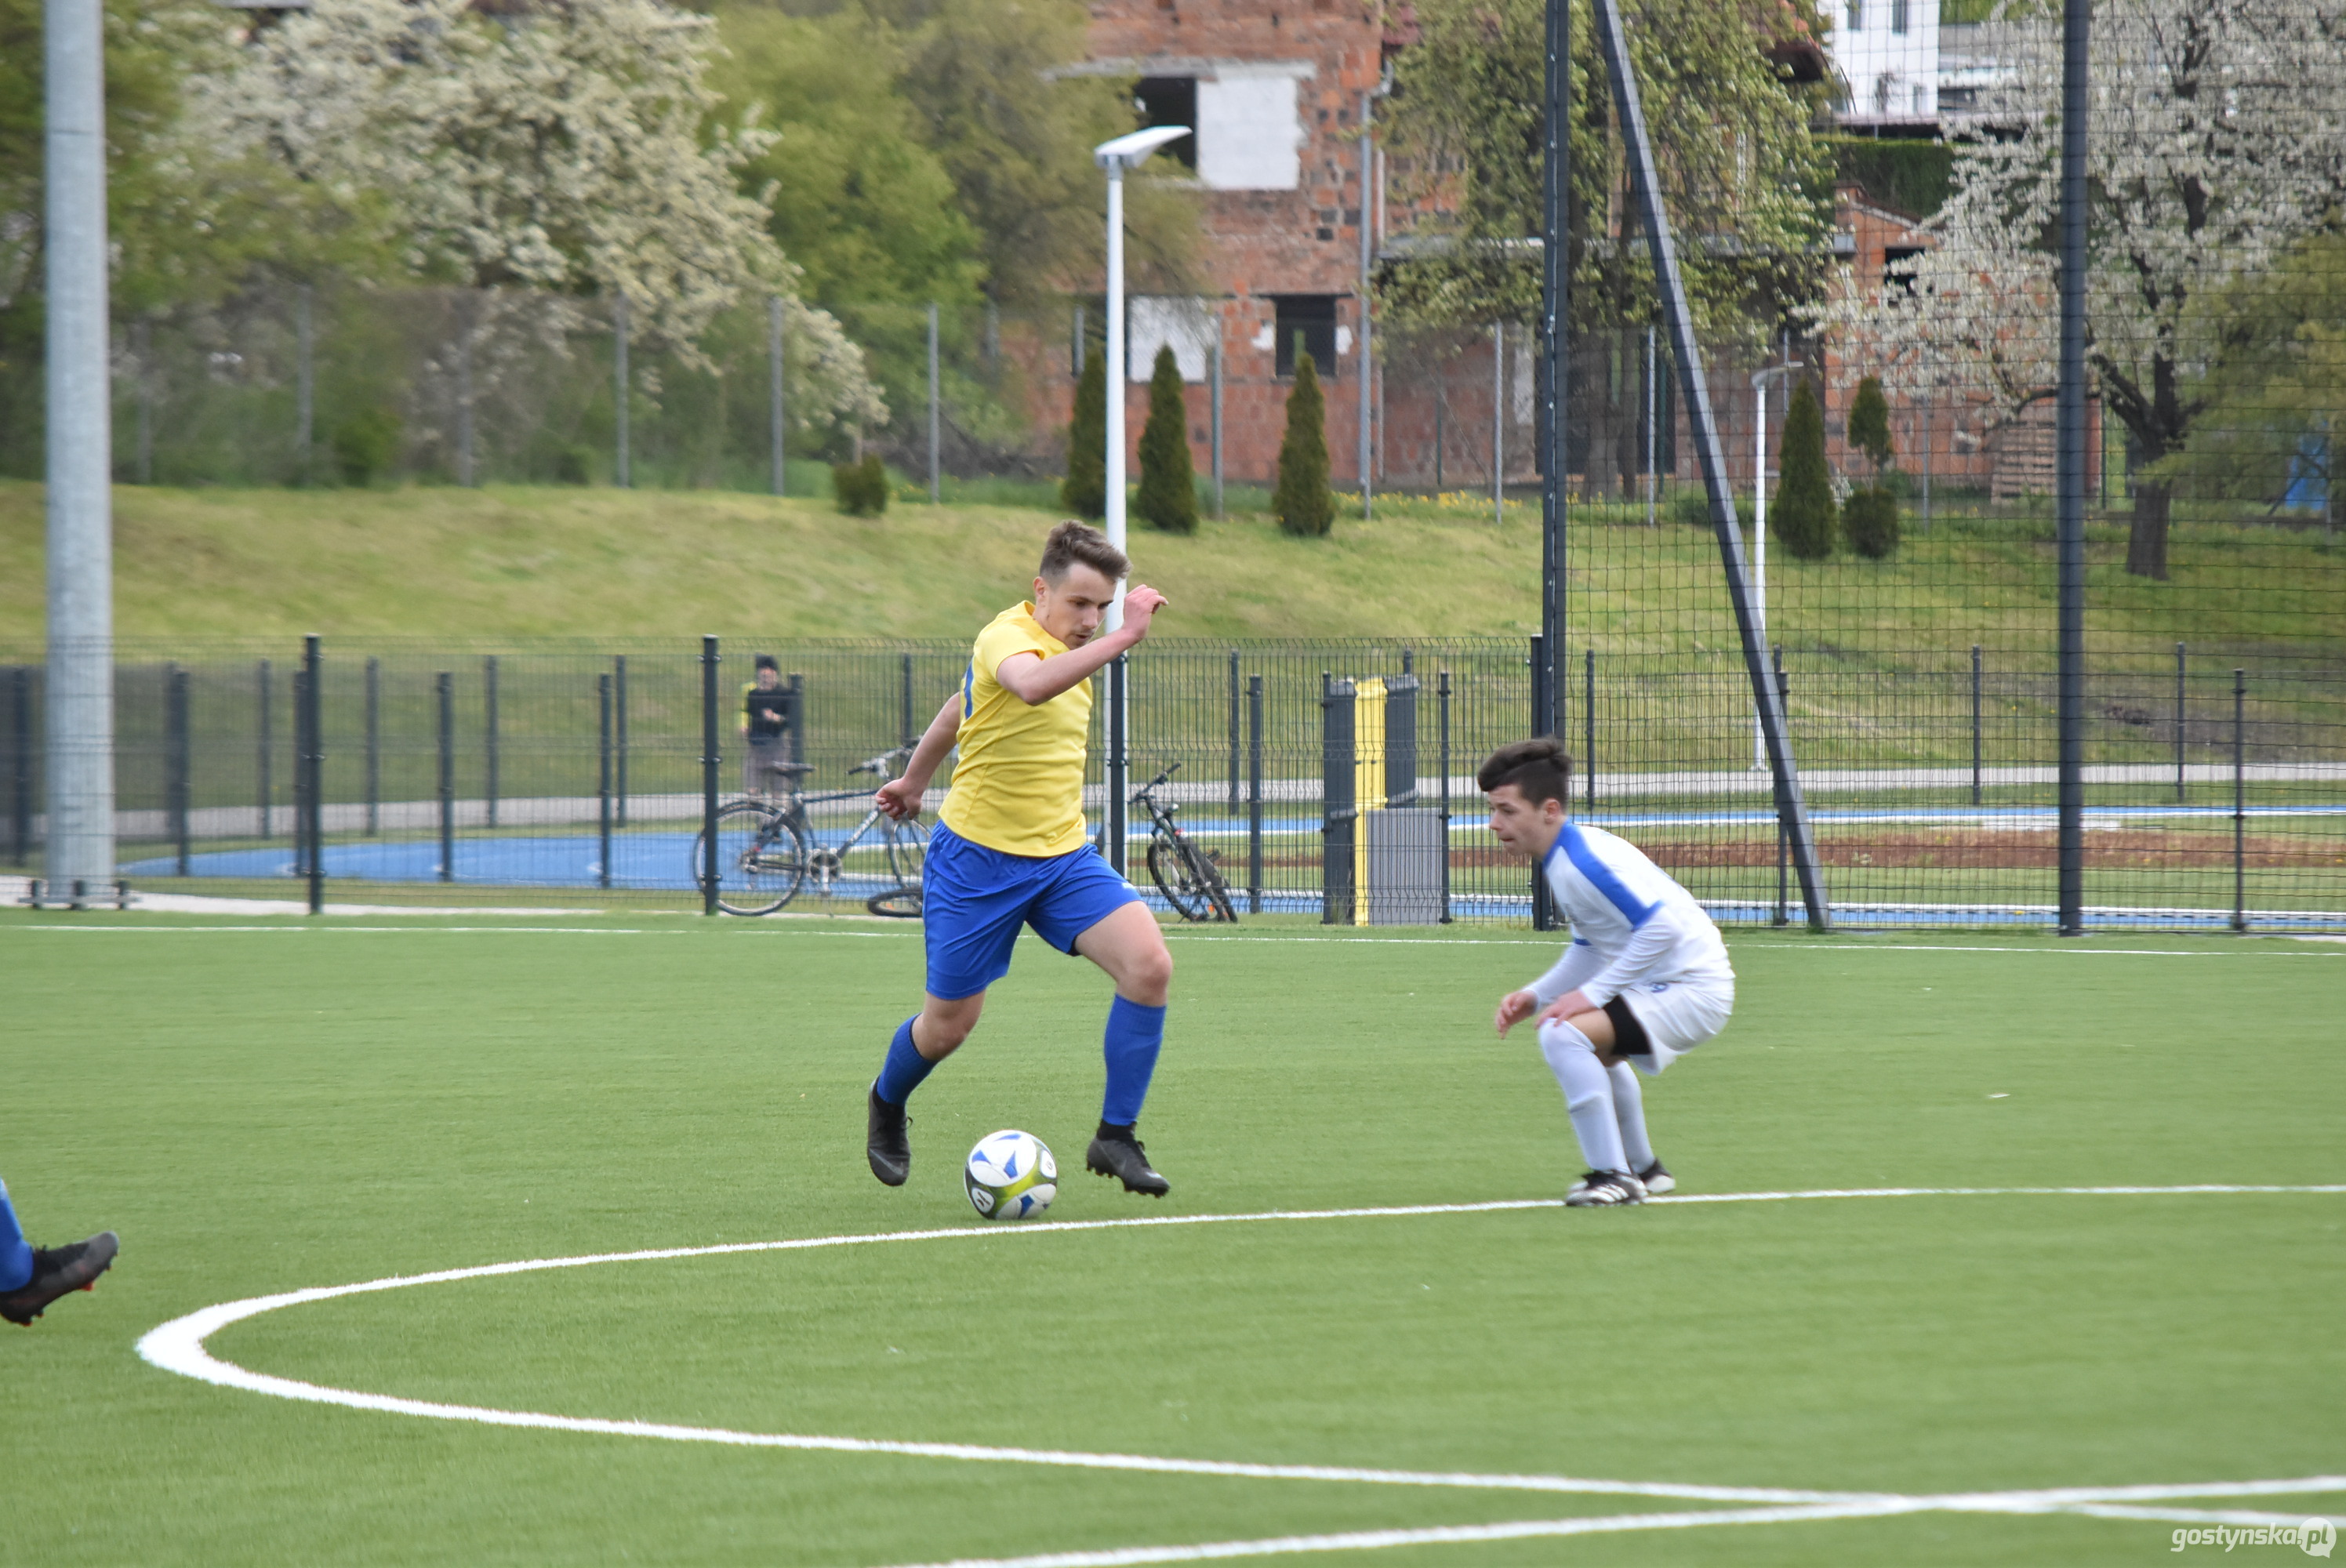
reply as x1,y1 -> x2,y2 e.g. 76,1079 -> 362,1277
1069,0 -> 1399,488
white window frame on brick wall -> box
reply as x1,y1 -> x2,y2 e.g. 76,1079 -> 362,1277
1128,296 -> 1217,383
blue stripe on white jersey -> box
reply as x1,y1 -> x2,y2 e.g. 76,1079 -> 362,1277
1537,822 -> 1732,1004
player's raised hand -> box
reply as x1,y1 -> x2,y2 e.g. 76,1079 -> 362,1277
1494,989 -> 1540,1037
1120,583 -> 1168,641
875,776 -> 923,820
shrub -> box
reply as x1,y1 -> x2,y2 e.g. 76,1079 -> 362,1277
1135,345 -> 1199,533
553,445 -> 594,486
833,453 -> 889,516
1273,351 -> 1335,537
1843,482 -> 1902,558
1670,488 -> 1756,531
331,408 -> 401,486
1847,374 -> 1894,474
1771,379 -> 1836,559
1061,350 -> 1106,520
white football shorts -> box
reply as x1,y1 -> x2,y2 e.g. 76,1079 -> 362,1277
1614,974 -> 1734,1075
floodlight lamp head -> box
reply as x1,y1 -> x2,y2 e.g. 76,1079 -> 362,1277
1094,125 -> 1191,172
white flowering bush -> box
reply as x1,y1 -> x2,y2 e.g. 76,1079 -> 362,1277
1821,0 -> 2346,575
199,0 -> 882,430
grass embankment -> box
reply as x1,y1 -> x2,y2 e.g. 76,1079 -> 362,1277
2,479 -> 2340,661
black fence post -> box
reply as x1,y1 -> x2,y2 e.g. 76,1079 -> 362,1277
303,634 -> 323,914
615,655 -> 630,828
1970,644 -> 1984,808
597,673 -> 614,891
1528,635 -> 1554,930
2174,641 -> 2187,804
484,655 -> 500,830
436,671 -> 455,884
291,665 -> 308,878
257,658 -> 273,840
786,671 -> 804,770
1247,673 -> 1264,916
702,636 -> 721,916
364,657 -> 380,836
1227,648 -> 1241,815
1437,668 -> 1453,924
1583,647 -> 1596,812
9,666 -> 30,866
899,652 -> 914,750
2232,667 -> 2246,933
166,664 -> 190,877
1321,673 -> 1356,926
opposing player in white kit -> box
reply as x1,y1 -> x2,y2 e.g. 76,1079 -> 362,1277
1479,737 -> 1736,1207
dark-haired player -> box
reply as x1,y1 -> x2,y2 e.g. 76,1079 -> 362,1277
1479,737 -> 1736,1207
864,521 -> 1177,1196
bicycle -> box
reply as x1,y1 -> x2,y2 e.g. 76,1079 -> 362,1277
1132,762 -> 1237,923
695,746 -> 929,917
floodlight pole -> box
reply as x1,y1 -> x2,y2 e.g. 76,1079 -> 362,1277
1094,125 -> 1189,877
1749,358 -> 1801,771
1592,0 -> 1828,930
44,0 -> 114,900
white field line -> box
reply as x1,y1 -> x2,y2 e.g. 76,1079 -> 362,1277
875,1495 -> 2346,1568
138,1189 -> 2346,1514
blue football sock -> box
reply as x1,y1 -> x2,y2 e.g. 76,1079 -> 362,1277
873,1015 -> 939,1106
0,1178 -> 34,1294
1100,996 -> 1168,1127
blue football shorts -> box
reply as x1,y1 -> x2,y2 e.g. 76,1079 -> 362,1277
922,821 -> 1143,1000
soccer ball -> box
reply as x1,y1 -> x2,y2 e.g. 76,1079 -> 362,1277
964,1130 -> 1057,1221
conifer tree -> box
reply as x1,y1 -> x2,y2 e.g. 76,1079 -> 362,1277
1135,345 -> 1198,533
1273,348 -> 1335,537
1841,374 -> 1901,557
1771,378 -> 1836,560
1061,350 -> 1106,519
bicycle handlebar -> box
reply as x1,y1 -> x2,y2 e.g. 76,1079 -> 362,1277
848,744 -> 914,777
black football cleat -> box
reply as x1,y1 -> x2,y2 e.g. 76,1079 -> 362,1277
1635,1160 -> 1676,1196
866,1087 -> 910,1187
1563,1171 -> 1646,1207
1,1231 -> 119,1325
1085,1127 -> 1170,1197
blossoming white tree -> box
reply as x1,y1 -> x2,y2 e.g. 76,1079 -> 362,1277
202,0 -> 882,430
1825,0 -> 2346,577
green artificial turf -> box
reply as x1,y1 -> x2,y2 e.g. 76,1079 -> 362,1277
2,915 -> 2341,1566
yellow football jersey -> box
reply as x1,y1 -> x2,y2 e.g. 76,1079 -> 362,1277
939,603 -> 1094,856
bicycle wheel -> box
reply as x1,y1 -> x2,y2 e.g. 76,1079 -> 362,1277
1147,833 -> 1215,921
866,817 -> 928,918
1195,843 -> 1238,924
885,816 -> 929,889
695,801 -> 808,916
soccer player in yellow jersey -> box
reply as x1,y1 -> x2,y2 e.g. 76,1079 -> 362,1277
866,521 -> 1176,1196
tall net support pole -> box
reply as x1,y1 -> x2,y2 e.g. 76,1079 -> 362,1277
43,0 -> 114,898
1532,0 -> 1570,932
1592,0 -> 1828,930
2054,0 -> 2091,937
1358,90 -> 1375,518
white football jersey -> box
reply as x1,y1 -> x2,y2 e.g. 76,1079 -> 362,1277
1525,822 -> 1734,1008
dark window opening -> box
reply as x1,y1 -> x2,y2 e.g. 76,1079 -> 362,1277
1883,245 -> 1927,294
1134,78 -> 1197,169
1273,295 -> 1339,378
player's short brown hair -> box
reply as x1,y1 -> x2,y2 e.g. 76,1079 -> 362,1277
1477,736 -> 1574,806
1037,519 -> 1130,585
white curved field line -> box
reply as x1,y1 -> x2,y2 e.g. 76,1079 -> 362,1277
137,1188 -> 2346,1566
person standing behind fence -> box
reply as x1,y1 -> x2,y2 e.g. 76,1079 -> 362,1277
741,655 -> 793,797
865,520 -> 1178,1197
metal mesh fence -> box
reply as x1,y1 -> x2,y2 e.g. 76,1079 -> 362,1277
3,630 -> 2339,928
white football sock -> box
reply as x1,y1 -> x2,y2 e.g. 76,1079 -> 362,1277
1538,1018 -> 1627,1174
1608,1060 -> 1654,1173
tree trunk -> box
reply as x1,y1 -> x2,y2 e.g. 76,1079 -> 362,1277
2127,477 -> 2172,579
